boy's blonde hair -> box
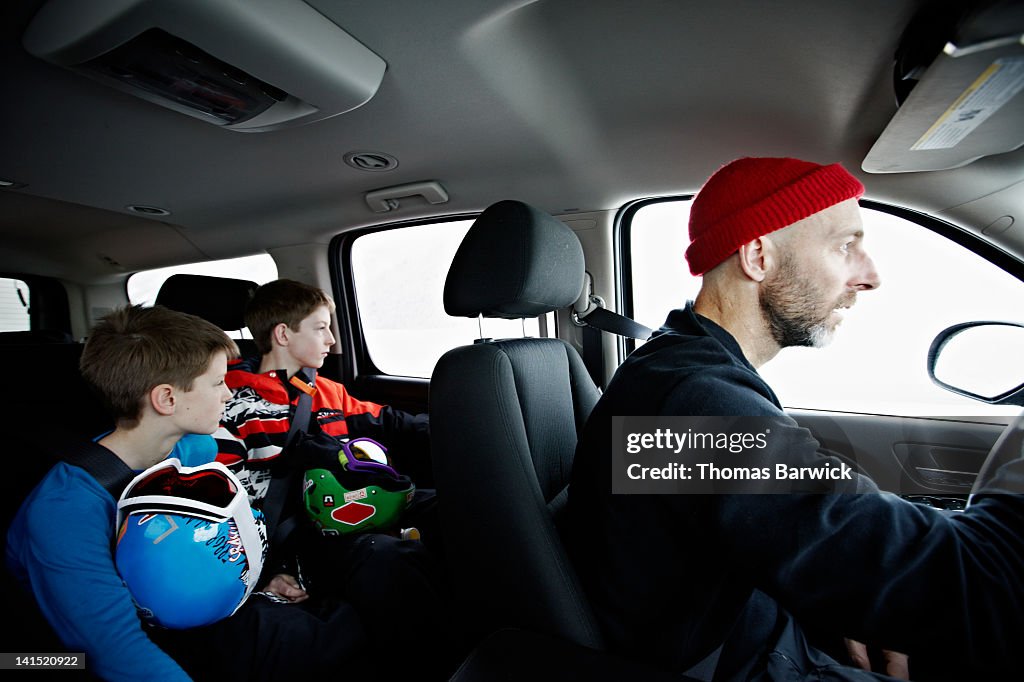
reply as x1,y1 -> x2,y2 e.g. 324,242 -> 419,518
245,279 -> 335,355
80,305 -> 239,425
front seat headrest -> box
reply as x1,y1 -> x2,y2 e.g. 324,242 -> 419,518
155,274 -> 258,332
444,200 -> 585,319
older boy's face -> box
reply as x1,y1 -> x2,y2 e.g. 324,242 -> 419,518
175,350 -> 232,434
287,305 -> 336,370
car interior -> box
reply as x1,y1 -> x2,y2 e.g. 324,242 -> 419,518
2,0 -> 1023,679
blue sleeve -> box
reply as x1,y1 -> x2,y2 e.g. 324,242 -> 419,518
16,467 -> 191,681
172,433 -> 218,467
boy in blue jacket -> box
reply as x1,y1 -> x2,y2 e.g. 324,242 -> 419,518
7,305 -> 370,681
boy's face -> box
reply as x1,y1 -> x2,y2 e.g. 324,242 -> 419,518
174,350 -> 232,434
286,305 -> 336,370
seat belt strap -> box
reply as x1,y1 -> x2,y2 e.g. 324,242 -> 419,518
61,440 -> 136,499
262,368 -> 317,546
581,324 -> 604,388
579,305 -> 653,341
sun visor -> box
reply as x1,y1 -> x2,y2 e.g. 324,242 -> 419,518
863,1 -> 1024,173
23,0 -> 386,132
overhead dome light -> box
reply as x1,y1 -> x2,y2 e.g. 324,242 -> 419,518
23,0 -> 387,132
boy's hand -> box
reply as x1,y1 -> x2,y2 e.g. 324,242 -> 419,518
263,573 -> 309,603
844,638 -> 909,680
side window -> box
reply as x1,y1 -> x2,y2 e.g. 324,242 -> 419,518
126,254 -> 278,338
628,199 -> 1024,416
0,277 -> 31,332
350,220 -> 547,378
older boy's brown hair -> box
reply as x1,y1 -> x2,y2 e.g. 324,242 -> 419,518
245,279 -> 335,355
80,305 -> 239,425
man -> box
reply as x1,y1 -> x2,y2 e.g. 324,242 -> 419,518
567,157 -> 1024,680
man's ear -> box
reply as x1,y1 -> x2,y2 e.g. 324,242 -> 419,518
150,384 -> 176,416
271,322 -> 291,348
736,237 -> 770,283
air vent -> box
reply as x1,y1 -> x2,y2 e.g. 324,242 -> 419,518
23,0 -> 387,132
126,204 -> 171,216
344,151 -> 399,172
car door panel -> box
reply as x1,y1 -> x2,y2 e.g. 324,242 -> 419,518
349,373 -> 430,416
791,409 -> 1009,498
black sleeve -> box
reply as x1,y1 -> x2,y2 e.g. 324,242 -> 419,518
665,370 -> 1024,673
703,459 -> 1024,675
346,407 -> 433,487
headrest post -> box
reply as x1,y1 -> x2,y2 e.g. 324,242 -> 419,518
477,313 -> 484,341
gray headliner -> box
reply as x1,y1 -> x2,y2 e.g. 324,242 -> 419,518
1,0 -> 1022,283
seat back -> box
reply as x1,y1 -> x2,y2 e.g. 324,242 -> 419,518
430,200 -> 604,648
3,339 -> 112,656
155,273 -> 259,357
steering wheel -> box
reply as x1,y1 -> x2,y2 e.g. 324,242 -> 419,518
970,410 -> 1024,499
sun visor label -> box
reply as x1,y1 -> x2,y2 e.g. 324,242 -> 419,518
912,56 -> 1024,151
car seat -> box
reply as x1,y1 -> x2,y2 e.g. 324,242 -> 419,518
429,199 -> 604,648
154,273 -> 259,357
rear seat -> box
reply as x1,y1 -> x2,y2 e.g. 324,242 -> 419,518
2,335 -> 112,655
154,273 -> 260,358
2,340 -> 113,522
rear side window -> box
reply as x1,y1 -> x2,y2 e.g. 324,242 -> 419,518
350,220 -> 547,378
0,277 -> 31,332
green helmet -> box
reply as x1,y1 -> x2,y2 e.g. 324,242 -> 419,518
302,437 -> 415,536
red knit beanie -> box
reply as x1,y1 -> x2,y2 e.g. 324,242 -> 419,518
685,157 -> 864,275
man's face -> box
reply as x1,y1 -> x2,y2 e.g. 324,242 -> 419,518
759,199 -> 880,349
286,305 -> 336,369
174,350 -> 232,434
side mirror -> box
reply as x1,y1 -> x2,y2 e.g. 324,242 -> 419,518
927,321 -> 1024,406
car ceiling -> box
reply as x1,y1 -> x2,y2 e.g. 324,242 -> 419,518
1,0 -> 1022,284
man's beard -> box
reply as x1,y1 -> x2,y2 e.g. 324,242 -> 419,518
759,256 -> 849,349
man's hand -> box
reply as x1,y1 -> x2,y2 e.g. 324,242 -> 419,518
262,573 -> 309,603
844,638 -> 909,680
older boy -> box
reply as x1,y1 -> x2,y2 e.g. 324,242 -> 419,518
7,305 -> 371,681
214,279 -> 455,677
215,279 -> 430,496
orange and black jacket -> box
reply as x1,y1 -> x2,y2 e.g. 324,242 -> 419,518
214,356 -> 430,503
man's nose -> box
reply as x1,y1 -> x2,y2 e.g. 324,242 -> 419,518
854,252 -> 881,291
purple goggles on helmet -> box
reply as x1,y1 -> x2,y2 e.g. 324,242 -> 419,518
338,437 -> 399,478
